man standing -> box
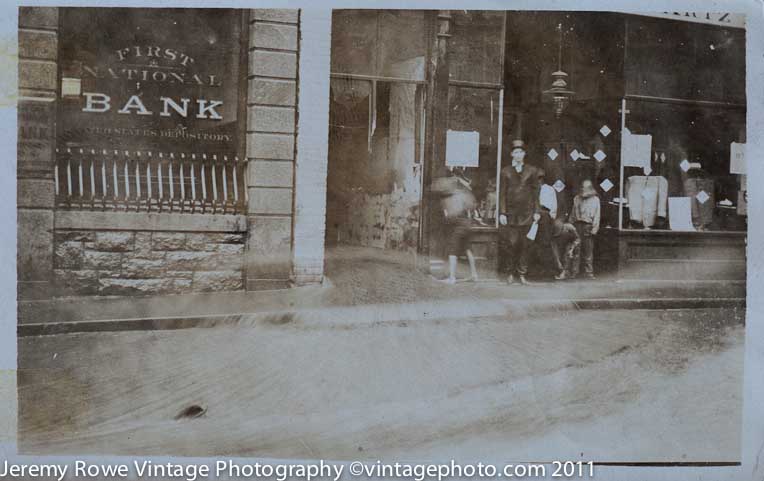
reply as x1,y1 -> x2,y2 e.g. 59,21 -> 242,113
499,140 -> 541,285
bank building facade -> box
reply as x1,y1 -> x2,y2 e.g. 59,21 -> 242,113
17,7 -> 747,301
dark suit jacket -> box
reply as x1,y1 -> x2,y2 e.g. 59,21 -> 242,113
500,164 -> 541,226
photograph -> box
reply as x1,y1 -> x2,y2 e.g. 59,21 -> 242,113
11,3 -> 760,479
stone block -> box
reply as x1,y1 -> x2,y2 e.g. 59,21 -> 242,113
173,279 -> 193,291
249,187 -> 293,215
246,279 -> 289,290
248,132 -> 295,160
246,215 -> 292,277
210,243 -> 245,255
82,251 -> 122,270
166,271 -> 194,280
250,50 -> 297,78
185,233 -> 215,251
94,231 -> 134,251
192,232 -> 247,244
19,29 -> 57,60
249,160 -> 294,188
214,233 -> 247,244
54,241 -> 82,270
56,230 -> 95,242
54,269 -> 98,296
199,252 -> 243,271
152,232 -> 186,250
192,271 -> 244,292
132,250 -> 166,261
251,9 -> 299,23
98,278 -> 177,296
134,232 -> 152,255
17,178 -> 54,209
248,78 -> 296,106
250,23 -> 298,51
120,257 -> 165,279
164,251 -> 211,271
19,60 -> 57,91
19,7 -> 58,29
18,208 -> 53,282
18,101 -> 55,166
247,105 -> 295,134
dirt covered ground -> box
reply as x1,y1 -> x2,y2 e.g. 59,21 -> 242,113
18,307 -> 744,462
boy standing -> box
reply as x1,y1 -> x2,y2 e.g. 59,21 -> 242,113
569,179 -> 600,279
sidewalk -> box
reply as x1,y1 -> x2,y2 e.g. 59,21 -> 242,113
18,247 -> 746,336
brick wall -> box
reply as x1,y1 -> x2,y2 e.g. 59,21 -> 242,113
245,9 -> 300,290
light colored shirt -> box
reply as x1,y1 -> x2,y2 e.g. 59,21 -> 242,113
570,194 -> 601,234
539,184 -> 557,219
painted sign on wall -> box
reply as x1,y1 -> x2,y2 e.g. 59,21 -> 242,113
57,8 -> 244,155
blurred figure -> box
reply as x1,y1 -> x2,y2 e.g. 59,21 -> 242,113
569,179 -> 601,279
433,169 -> 478,284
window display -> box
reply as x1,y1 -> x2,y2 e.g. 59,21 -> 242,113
620,100 -> 746,231
446,86 -> 501,226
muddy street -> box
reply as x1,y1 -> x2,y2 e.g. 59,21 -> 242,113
18,307 -> 744,462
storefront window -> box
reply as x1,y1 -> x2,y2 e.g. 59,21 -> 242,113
326,77 -> 425,250
446,86 -> 501,226
331,10 -> 427,81
625,16 -> 745,104
620,100 -> 746,232
449,11 -> 506,85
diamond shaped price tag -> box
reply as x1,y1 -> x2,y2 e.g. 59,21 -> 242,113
547,148 -> 559,160
600,125 -> 611,137
600,178 -> 614,192
696,191 -> 710,204
660,152 -> 666,162
570,149 -> 580,161
680,159 -> 690,172
553,180 -> 566,192
594,150 -> 607,162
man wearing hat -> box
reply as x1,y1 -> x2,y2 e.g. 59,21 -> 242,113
499,139 -> 542,285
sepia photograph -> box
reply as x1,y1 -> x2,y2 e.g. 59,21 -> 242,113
9,3 -> 763,480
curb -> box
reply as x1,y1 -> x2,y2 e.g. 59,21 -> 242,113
17,297 -> 746,337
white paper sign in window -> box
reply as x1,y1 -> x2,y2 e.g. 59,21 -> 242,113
730,142 -> 746,174
621,130 -> 652,169
446,130 -> 480,168
668,197 -> 695,231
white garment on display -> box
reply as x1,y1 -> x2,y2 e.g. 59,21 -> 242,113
625,175 -> 668,227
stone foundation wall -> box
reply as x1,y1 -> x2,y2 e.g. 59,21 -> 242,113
53,230 -> 246,296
